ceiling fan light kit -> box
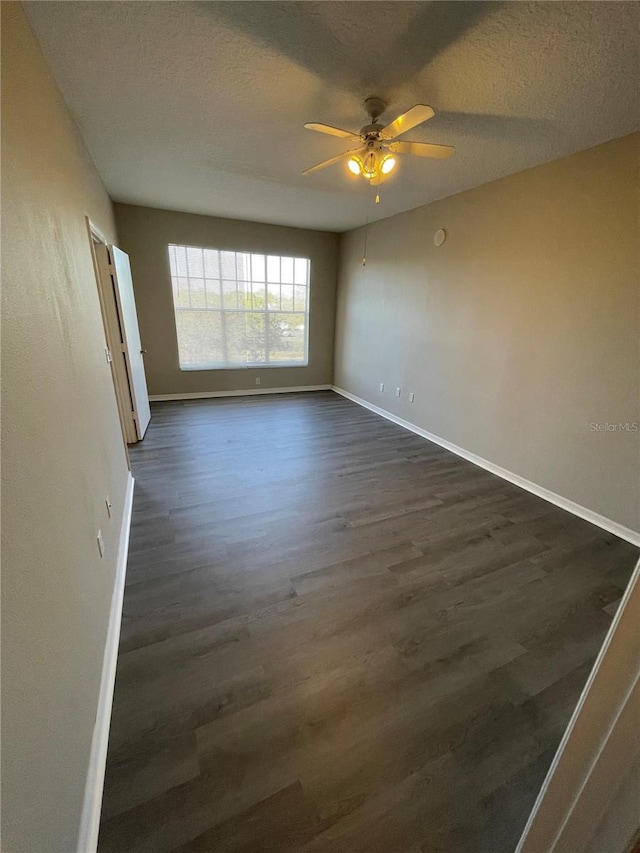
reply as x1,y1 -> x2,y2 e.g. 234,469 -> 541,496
347,150 -> 396,179
302,96 -> 455,183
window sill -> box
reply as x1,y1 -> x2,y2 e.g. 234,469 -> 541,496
179,363 -> 309,372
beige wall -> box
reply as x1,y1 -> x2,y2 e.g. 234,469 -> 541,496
335,134 -> 640,533
114,203 -> 339,396
1,4 -> 130,850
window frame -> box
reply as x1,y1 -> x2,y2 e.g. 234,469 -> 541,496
167,244 -> 311,371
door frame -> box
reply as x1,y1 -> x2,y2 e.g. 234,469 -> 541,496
516,557 -> 640,852
86,217 -> 138,447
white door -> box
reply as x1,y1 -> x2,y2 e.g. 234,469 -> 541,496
110,246 -> 151,439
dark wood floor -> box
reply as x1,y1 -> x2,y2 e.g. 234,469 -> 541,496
98,391 -> 639,853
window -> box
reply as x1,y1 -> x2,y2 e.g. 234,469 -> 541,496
168,244 -> 310,370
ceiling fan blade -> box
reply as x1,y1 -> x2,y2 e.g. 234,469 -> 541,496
304,122 -> 360,140
388,140 -> 455,159
379,105 -> 435,140
301,149 -> 356,176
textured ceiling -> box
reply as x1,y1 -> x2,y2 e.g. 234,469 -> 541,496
26,1 -> 639,232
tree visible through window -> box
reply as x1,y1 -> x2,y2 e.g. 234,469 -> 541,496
168,245 -> 310,369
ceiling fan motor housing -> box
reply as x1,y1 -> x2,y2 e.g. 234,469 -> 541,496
360,123 -> 385,140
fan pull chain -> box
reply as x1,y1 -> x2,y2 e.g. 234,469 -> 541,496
362,183 -> 381,266
362,215 -> 369,266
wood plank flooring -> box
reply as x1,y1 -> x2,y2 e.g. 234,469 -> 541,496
98,391 -> 639,853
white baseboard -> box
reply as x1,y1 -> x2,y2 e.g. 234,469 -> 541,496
149,384 -> 332,402
77,472 -> 135,853
331,386 -> 640,547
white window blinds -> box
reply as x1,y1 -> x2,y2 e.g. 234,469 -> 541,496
168,245 -> 310,370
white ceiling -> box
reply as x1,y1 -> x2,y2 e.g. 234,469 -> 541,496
26,1 -> 639,232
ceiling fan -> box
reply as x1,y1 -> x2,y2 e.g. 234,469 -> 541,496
302,96 -> 455,184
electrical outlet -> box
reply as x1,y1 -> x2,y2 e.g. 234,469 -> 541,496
105,496 -> 112,518
97,530 -> 105,558
379,383 -> 384,392
409,392 -> 415,403
255,377 -> 261,385
395,387 -> 401,397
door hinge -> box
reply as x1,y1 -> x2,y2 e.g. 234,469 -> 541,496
104,347 -> 113,364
